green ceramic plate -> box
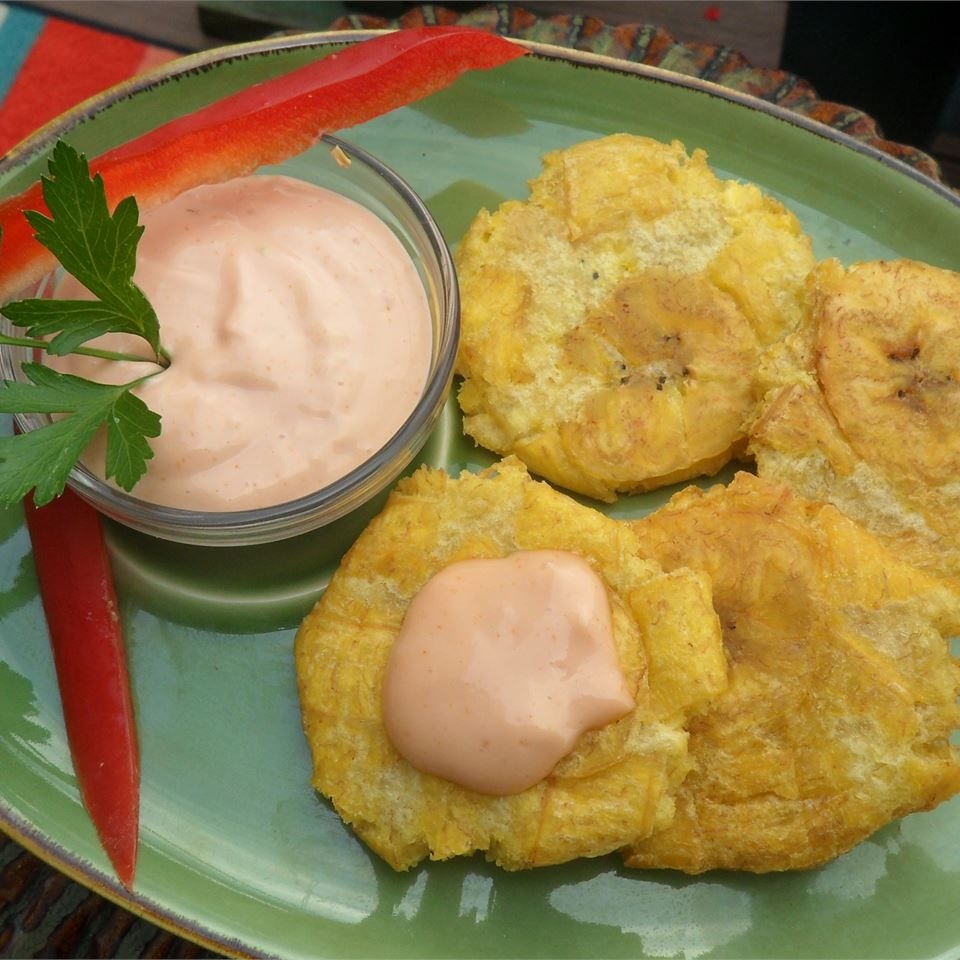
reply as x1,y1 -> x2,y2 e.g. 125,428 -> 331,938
2,32 -> 959,960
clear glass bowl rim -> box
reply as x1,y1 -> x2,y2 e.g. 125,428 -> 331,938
2,133 -> 460,545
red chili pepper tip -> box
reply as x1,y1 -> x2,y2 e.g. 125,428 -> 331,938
24,488 -> 140,888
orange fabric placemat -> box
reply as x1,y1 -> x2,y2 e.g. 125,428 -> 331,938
0,1 -> 178,156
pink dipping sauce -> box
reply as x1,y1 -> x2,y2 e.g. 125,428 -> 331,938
49,174 -> 432,511
382,550 -> 636,795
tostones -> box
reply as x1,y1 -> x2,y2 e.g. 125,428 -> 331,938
454,134 -> 815,501
294,457 -> 727,871
625,471 -> 960,874
748,257 -> 960,593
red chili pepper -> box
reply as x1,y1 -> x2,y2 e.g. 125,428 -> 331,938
5,27 -> 522,885
23,486 -> 139,888
0,26 -> 524,301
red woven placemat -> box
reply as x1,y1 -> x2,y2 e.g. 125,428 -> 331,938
0,2 -> 178,156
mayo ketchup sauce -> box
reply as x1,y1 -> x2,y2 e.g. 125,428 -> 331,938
382,550 -> 636,795
49,174 -> 433,511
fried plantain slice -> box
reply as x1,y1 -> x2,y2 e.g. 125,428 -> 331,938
749,258 -> 960,593
455,134 -> 815,501
294,457 -> 727,871
625,472 -> 960,874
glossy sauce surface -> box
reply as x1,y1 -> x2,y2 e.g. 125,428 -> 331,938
382,550 -> 635,795
51,174 -> 432,510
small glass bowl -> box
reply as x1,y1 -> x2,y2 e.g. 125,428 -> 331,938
0,135 -> 460,546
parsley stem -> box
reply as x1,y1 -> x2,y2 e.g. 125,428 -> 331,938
0,332 -> 164,366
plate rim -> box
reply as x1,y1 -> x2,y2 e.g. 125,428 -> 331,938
1,30 -> 957,210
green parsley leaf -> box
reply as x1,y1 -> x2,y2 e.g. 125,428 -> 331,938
2,141 -> 163,361
0,139 -> 168,506
0,364 -> 161,506
1,298 -> 159,358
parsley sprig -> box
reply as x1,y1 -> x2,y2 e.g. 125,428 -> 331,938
0,140 -> 166,506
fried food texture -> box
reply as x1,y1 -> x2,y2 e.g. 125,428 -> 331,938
625,472 -> 960,874
454,134 -> 815,501
294,457 -> 728,871
749,258 -> 960,593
